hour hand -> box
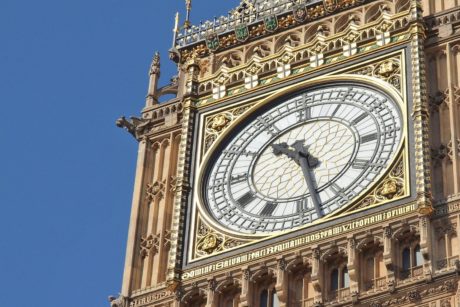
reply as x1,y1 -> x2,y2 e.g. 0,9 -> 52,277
271,142 -> 298,161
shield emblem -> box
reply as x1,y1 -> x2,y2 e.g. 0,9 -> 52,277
292,5 -> 307,22
263,15 -> 278,32
206,32 -> 220,52
235,23 -> 249,42
323,0 -> 337,12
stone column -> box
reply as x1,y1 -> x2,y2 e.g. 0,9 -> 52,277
311,247 -> 322,304
347,237 -> 358,294
239,268 -> 251,307
419,216 -> 433,281
206,279 -> 217,307
275,258 -> 288,307
383,226 -> 395,286
121,138 -> 148,295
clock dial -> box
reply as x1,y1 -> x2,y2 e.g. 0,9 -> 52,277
203,84 -> 402,234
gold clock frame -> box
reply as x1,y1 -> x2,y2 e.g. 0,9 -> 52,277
188,51 -> 411,262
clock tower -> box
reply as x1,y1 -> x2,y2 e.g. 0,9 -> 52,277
112,1 -> 460,306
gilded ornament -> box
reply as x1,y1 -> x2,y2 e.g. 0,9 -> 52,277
194,216 -> 248,258
210,114 -> 230,132
354,155 -> 405,209
204,104 -> 254,153
376,60 -> 398,77
380,179 -> 398,199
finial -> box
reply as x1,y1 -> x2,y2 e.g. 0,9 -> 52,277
149,52 -> 160,76
172,12 -> 180,47
184,0 -> 192,29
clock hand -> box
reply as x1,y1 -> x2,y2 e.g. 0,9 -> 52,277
297,155 -> 324,218
271,141 -> 323,217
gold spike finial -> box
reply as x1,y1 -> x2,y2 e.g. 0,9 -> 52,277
184,0 -> 192,29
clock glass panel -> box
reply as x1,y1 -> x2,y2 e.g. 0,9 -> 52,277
202,84 -> 403,234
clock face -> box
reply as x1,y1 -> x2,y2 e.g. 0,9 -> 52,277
202,84 -> 402,234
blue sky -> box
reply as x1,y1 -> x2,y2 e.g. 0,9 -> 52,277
0,1 -> 237,306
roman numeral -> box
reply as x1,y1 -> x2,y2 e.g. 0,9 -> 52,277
351,112 -> 368,125
223,149 -> 257,157
298,106 -> 311,121
256,116 -> 280,136
208,181 -> 224,191
296,198 -> 309,213
352,159 -> 370,169
237,191 -> 255,208
230,173 -> 248,184
352,159 -> 385,169
360,133 -> 378,143
330,183 -> 349,201
331,104 -> 341,117
260,202 -> 277,216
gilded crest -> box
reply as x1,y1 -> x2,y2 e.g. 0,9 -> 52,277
235,23 -> 249,42
263,15 -> 278,32
205,32 -> 220,52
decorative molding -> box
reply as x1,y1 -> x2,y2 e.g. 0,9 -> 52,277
194,215 -> 250,258
203,103 -> 255,154
140,233 -> 160,258
350,154 -> 406,211
349,56 -> 402,92
146,180 -> 166,201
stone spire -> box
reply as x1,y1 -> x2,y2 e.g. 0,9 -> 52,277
146,52 -> 160,107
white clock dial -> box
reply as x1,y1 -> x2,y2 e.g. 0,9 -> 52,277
203,84 -> 402,234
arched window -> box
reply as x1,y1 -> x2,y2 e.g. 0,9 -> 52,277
330,268 -> 339,291
260,289 -> 268,307
224,297 -> 233,307
402,248 -> 411,270
272,290 -> 280,307
341,266 -> 350,288
414,244 -> 423,266
366,257 -> 375,280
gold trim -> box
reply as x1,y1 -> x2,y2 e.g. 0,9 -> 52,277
188,51 -> 411,262
194,74 -> 408,240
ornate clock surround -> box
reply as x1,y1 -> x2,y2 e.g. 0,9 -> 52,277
184,47 -> 415,266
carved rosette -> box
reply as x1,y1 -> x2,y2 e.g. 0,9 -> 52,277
194,215 -> 249,258
203,103 -> 254,154
353,154 -> 406,210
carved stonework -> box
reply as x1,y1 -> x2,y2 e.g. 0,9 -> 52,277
195,10 -> 412,105
353,154 -> 405,210
203,103 -> 254,153
116,116 -> 151,140
146,180 -> 166,201
350,57 -> 402,91
169,176 -> 178,192
108,295 -> 127,307
194,216 -> 249,258
140,233 -> 160,258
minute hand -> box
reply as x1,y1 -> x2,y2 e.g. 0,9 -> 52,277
297,155 -> 323,218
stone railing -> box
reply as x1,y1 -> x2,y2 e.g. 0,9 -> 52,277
175,0 -> 322,48
364,276 -> 387,291
297,298 -> 315,307
328,287 -> 350,302
437,255 -> 460,270
400,265 -> 424,280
